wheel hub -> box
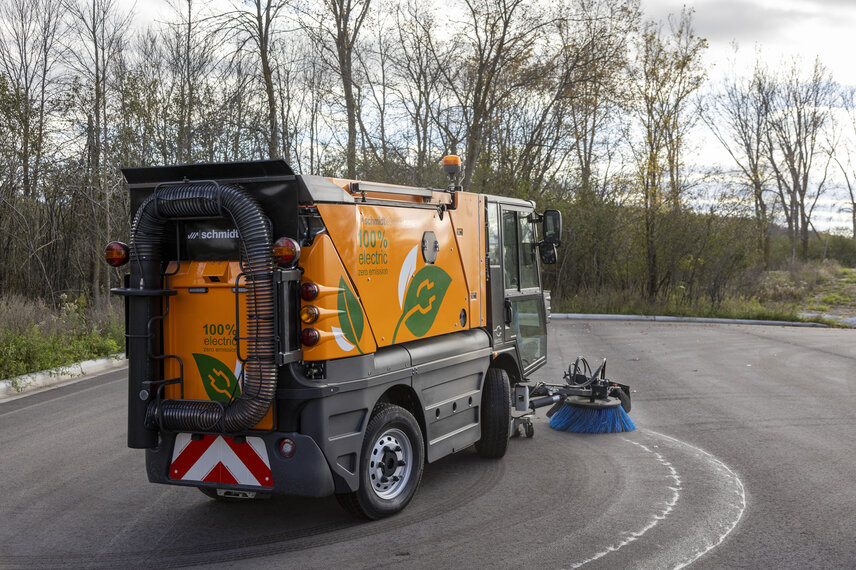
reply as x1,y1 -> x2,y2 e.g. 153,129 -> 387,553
368,428 -> 413,500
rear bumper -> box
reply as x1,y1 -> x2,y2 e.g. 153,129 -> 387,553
146,431 -> 335,498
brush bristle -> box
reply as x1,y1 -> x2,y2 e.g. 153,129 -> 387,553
549,403 -> 636,433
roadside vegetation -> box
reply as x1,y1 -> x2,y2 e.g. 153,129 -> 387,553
0,295 -> 123,382
554,227 -> 856,325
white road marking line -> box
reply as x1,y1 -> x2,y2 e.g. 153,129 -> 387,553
568,430 -> 746,569
569,440 -> 682,568
651,430 -> 747,569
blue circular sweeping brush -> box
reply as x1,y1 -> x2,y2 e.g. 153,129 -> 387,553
549,395 -> 636,434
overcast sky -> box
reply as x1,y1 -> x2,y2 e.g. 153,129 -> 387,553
645,0 -> 856,85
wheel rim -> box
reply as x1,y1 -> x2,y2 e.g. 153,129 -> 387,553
367,427 -> 413,500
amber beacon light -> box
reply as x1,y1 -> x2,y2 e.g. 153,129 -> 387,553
441,155 -> 461,176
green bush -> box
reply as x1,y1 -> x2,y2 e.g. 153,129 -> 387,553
0,295 -> 123,381
819,292 -> 851,306
769,232 -> 856,268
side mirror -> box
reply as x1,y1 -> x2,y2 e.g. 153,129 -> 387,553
542,209 -> 562,246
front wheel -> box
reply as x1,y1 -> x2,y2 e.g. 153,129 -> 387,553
475,367 -> 511,458
336,404 -> 425,520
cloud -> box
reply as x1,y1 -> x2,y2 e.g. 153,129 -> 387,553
644,0 -> 856,44
693,0 -> 806,43
809,0 -> 856,7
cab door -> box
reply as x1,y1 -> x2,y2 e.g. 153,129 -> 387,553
487,201 -> 548,375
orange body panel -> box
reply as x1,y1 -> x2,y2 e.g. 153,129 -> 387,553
163,260 -> 274,431
312,195 -> 483,354
299,234 -> 378,360
449,193 -> 486,329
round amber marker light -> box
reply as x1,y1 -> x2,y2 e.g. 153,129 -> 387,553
300,305 -> 319,324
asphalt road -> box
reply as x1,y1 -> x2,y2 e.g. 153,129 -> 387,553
1,320 -> 854,569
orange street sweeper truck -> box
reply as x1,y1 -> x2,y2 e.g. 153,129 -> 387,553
106,157 -> 561,519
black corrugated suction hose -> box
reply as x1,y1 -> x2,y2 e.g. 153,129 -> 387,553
129,182 -> 276,436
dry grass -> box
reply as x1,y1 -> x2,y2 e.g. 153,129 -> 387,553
0,294 -> 124,382
559,260 -> 855,325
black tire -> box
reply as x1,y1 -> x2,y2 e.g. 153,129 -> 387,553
524,421 -> 534,438
336,404 -> 425,520
617,388 -> 631,413
475,367 -> 511,458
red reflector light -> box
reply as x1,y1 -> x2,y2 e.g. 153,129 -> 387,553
104,241 -> 129,267
272,237 -> 301,267
279,438 -> 296,458
300,328 -> 320,347
300,282 -> 319,301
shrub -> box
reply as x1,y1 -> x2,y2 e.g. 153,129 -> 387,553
0,295 -> 123,380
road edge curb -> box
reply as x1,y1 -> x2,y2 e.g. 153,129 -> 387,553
550,313 -> 831,327
0,355 -> 127,401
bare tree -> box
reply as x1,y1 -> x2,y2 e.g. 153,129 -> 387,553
392,1 -> 443,185
0,0 -> 65,198
763,58 -> 835,260
629,8 -> 706,299
834,85 -> 856,247
303,0 -> 372,178
65,0 -> 133,298
160,0 -> 220,163
0,0 -> 66,300
564,0 -> 639,197
223,0 -> 290,159
353,10 -> 404,181
704,52 -> 773,267
430,0 -> 546,190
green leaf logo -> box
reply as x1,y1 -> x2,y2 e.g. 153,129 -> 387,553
193,353 -> 241,402
337,276 -> 364,354
393,266 -> 452,343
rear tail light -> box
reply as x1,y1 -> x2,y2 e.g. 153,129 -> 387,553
272,237 -> 300,267
104,241 -> 129,267
300,305 -> 319,324
300,281 -> 319,301
300,328 -> 320,346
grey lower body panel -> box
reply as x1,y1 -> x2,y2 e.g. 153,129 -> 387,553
407,331 -> 492,462
146,431 -> 335,498
299,328 -> 493,493
146,328 -> 494,497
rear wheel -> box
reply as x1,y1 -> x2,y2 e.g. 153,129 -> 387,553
336,404 -> 425,520
475,367 -> 511,458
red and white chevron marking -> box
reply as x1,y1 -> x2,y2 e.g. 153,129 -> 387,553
169,434 -> 273,487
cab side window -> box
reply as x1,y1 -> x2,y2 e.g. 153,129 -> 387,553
487,202 -> 500,267
518,214 -> 538,289
502,211 -> 519,290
